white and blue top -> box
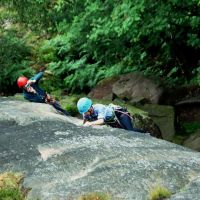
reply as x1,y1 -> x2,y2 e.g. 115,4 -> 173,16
83,104 -> 115,122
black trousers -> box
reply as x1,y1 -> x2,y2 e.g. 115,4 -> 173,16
51,101 -> 69,116
118,113 -> 145,133
114,109 -> 145,133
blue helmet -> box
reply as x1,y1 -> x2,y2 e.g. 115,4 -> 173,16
77,97 -> 92,114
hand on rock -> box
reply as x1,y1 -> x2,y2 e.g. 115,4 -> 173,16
83,121 -> 92,126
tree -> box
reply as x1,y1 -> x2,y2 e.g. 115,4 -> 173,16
1,0 -> 200,93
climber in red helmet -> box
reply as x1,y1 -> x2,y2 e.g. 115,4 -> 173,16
17,70 -> 69,116
17,76 -> 29,88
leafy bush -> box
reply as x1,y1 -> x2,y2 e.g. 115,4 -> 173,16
190,67 -> 200,85
182,122 -> 200,135
0,30 -> 34,95
39,0 -> 200,92
2,0 -> 200,93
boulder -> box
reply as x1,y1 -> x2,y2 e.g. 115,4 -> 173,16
132,114 -> 163,139
137,104 -> 175,140
183,130 -> 200,151
103,100 -> 162,138
112,73 -> 164,104
88,76 -> 119,100
89,73 -> 164,104
160,85 -> 200,105
169,175 -> 200,200
175,97 -> 200,123
2,98 -> 200,200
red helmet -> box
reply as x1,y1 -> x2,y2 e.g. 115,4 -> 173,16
17,76 -> 28,88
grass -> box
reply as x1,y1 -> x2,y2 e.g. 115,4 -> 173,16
0,172 -> 30,200
78,192 -> 112,200
0,187 -> 24,200
148,185 -> 171,200
0,173 -> 113,200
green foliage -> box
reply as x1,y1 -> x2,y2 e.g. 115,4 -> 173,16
39,73 -> 63,94
50,89 -> 62,101
65,104 -> 78,116
0,188 -> 24,200
172,122 -> 200,145
1,0 -> 200,93
0,172 -> 29,200
191,67 -> 200,85
182,122 -> 200,135
60,95 -> 80,116
1,0 -> 85,32
0,30 -> 34,94
40,0 -> 200,92
0,5 -> 36,95
148,185 -> 171,200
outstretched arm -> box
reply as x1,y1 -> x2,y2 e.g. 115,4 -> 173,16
30,71 -> 44,83
84,119 -> 104,126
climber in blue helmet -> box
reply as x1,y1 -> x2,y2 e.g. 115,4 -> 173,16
77,97 -> 146,132
17,69 -> 69,116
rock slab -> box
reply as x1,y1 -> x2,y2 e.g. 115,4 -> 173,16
0,98 -> 200,200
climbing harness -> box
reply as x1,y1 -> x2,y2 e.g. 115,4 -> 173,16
105,104 -> 133,128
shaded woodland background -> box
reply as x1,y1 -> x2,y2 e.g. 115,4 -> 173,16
0,0 -> 199,95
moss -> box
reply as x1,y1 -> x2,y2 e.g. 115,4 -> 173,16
137,104 -> 174,117
97,76 -> 119,86
125,104 -> 148,117
170,135 -> 185,145
0,172 -> 23,188
13,93 -> 26,101
78,192 -> 112,200
148,185 -> 171,200
60,95 -> 81,116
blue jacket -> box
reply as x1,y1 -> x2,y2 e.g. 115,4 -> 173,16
23,72 -> 46,103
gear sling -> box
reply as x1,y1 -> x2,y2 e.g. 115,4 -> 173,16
105,105 -> 145,132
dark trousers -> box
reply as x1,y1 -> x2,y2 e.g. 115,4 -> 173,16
118,114 -> 145,133
51,101 -> 69,116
